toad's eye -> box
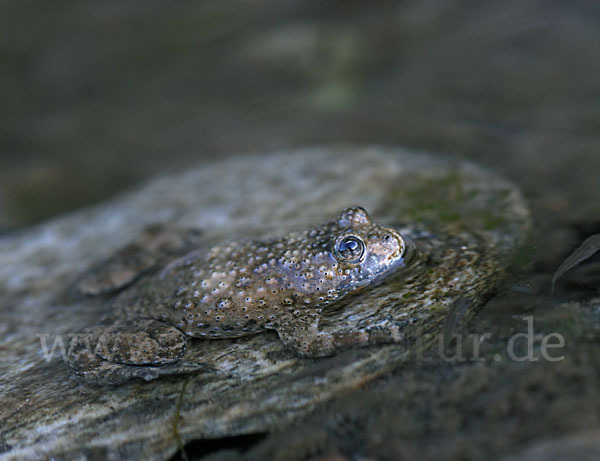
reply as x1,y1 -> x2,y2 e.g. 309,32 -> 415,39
334,235 -> 365,263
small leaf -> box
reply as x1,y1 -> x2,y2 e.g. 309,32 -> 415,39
552,233 -> 600,293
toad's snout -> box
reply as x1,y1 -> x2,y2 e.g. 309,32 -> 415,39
384,229 -> 405,261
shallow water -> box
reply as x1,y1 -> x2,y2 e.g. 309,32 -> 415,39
1,1 -> 599,459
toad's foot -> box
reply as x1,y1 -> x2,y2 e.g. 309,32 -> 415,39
74,225 -> 204,296
276,317 -> 411,357
67,319 -> 188,385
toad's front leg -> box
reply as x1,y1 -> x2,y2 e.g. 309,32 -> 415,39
274,318 -> 408,357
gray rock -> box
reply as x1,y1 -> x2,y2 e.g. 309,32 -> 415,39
0,146 -> 529,460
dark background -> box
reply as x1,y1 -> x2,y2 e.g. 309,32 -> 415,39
1,0 -> 598,236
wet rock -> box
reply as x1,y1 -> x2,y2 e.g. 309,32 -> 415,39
0,146 -> 529,459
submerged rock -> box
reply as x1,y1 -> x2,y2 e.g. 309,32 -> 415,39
0,146 -> 529,459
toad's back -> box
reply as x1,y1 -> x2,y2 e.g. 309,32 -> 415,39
150,207 -> 407,339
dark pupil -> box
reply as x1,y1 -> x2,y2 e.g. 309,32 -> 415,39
338,237 -> 363,260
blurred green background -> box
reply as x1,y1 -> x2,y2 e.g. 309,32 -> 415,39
1,0 -> 598,237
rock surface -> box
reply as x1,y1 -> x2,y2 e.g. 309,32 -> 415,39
0,146 -> 529,460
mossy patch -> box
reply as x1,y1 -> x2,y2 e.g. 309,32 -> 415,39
389,171 -> 510,233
